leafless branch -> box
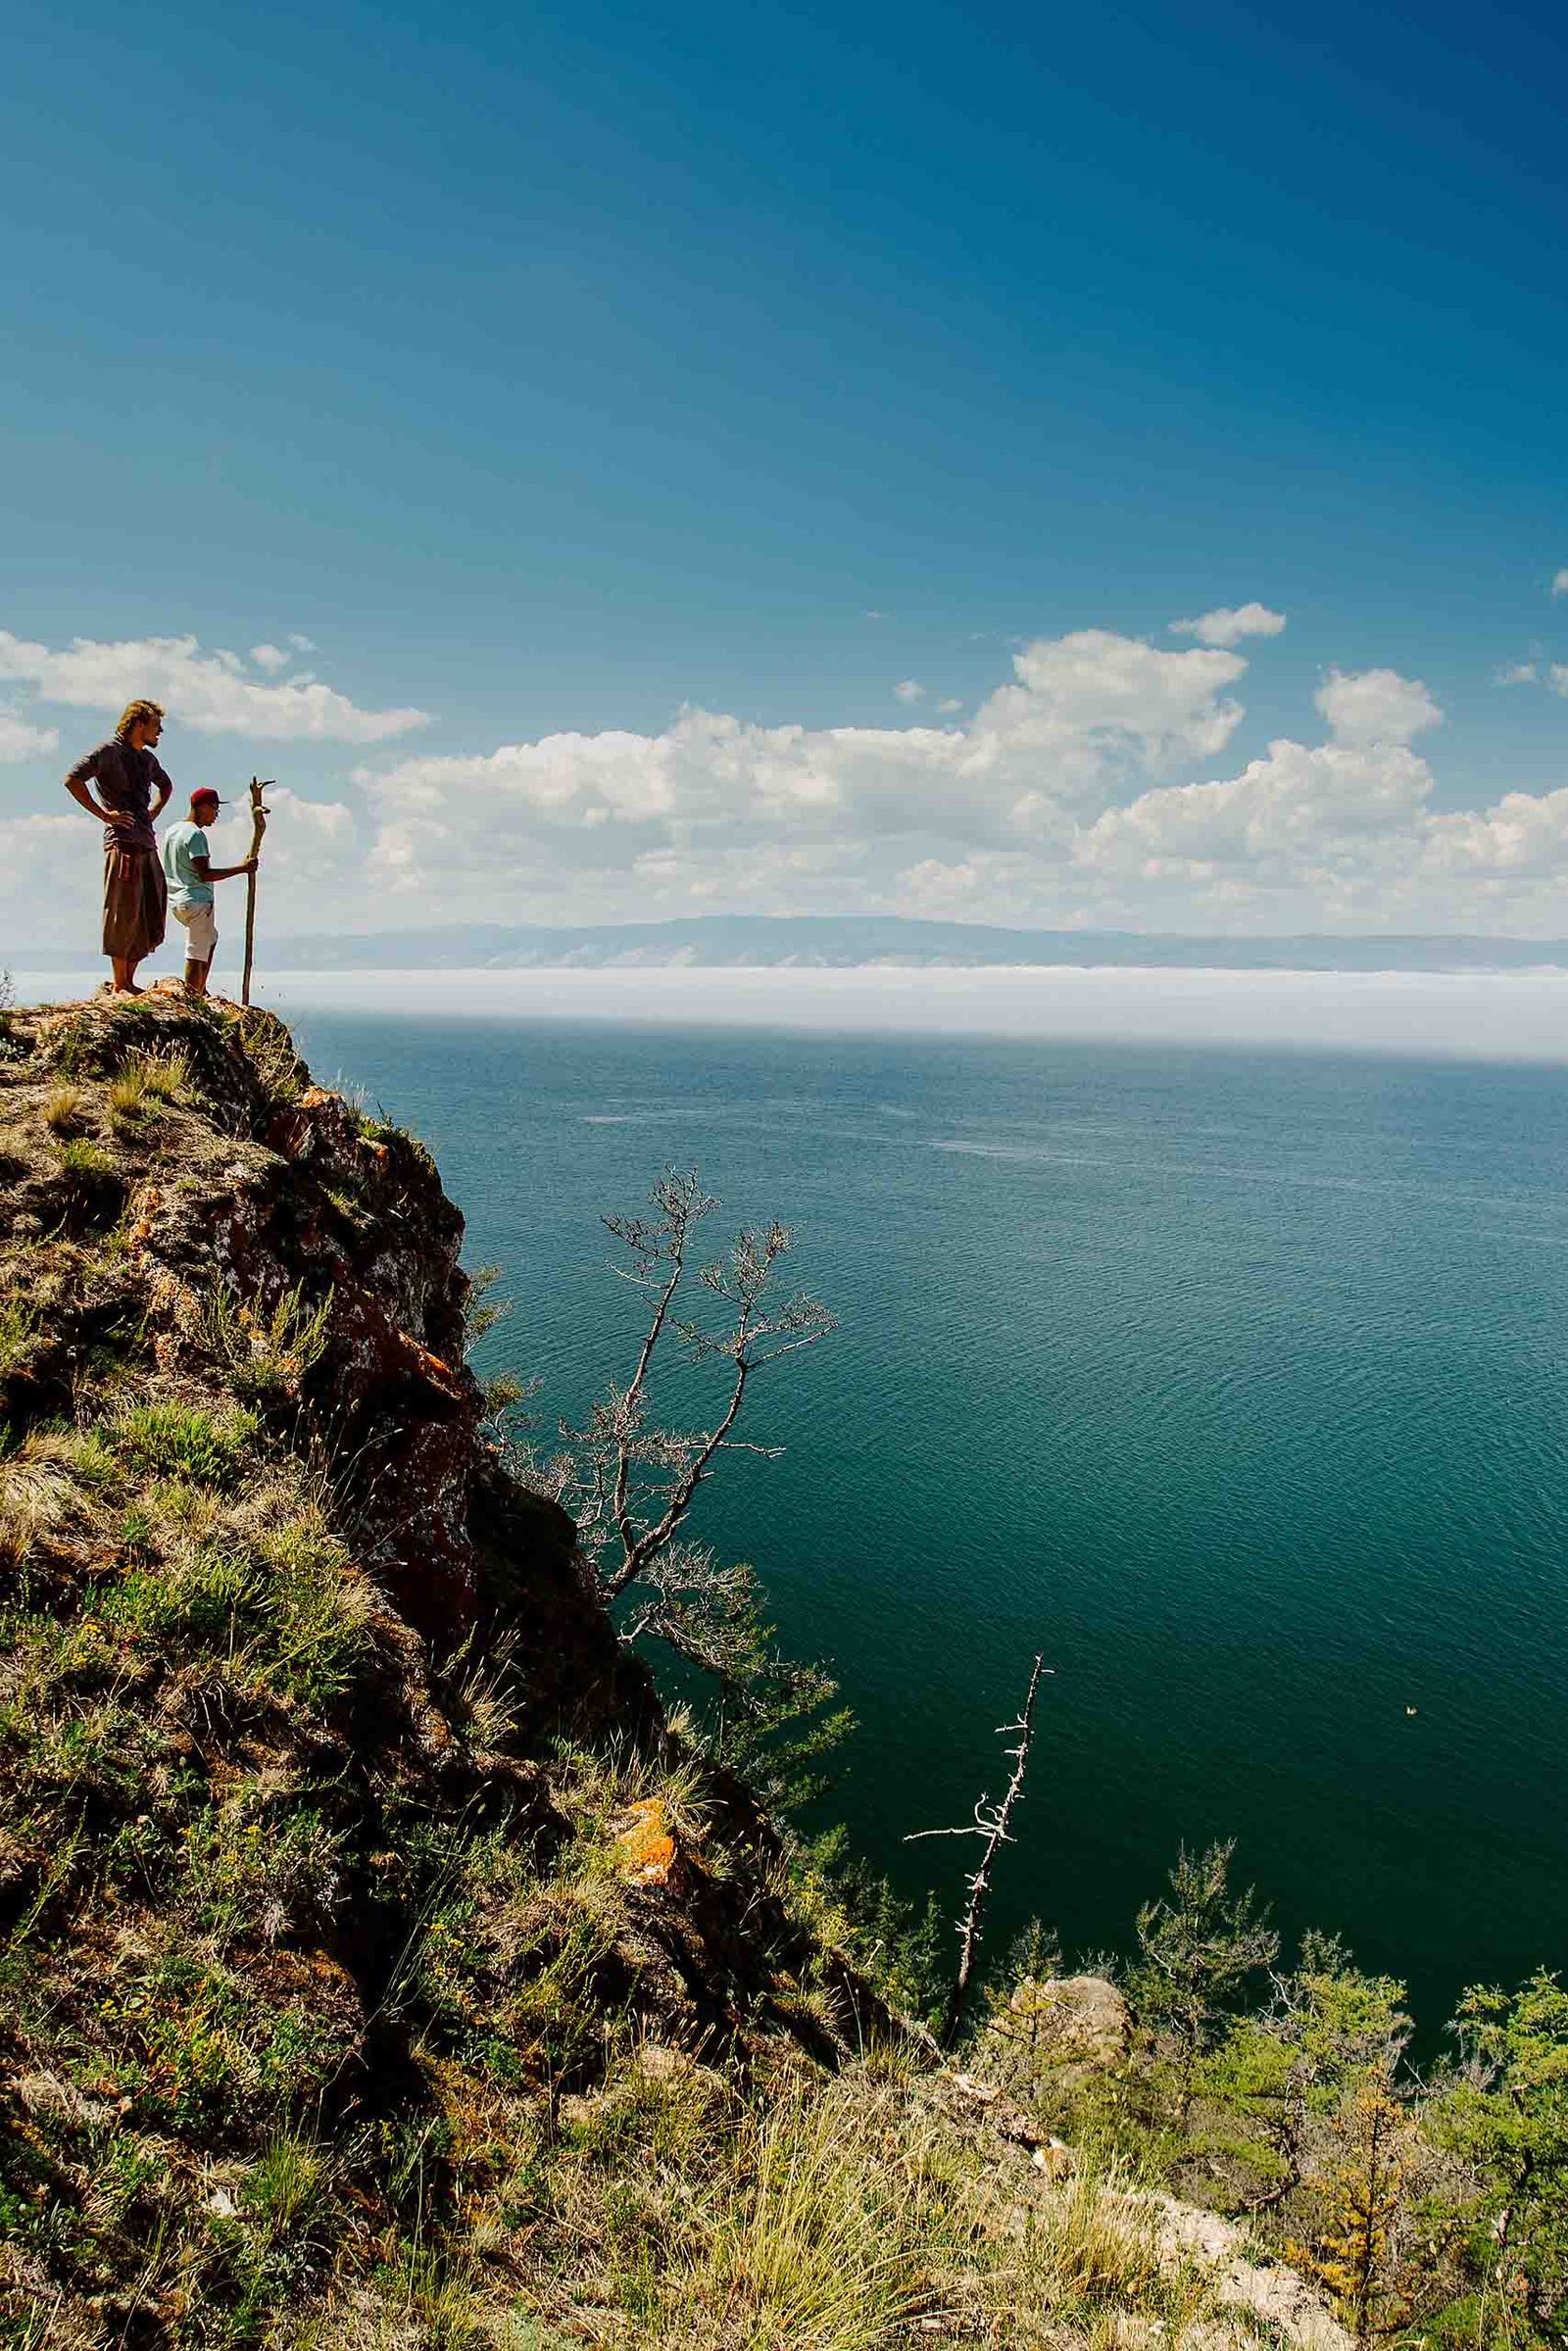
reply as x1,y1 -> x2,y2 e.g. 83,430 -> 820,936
906,1653 -> 1050,2048
544,1168 -> 836,1628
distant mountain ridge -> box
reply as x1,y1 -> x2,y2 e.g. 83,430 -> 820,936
166,914 -> 1568,972
17,914 -> 1568,972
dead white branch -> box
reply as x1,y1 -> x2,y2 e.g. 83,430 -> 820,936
906,1652 -> 1050,2047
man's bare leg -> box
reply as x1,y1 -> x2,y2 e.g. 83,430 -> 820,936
110,956 -> 144,995
183,958 -> 210,999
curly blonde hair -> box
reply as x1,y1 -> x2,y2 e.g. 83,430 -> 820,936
116,699 -> 165,738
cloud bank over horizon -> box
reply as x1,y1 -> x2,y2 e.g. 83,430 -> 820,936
6,611 -> 1568,946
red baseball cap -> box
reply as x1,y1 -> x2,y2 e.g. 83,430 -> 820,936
190,788 -> 221,811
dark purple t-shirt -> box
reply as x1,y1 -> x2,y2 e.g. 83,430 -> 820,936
66,735 -> 172,853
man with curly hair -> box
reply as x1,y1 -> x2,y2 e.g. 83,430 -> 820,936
62,699 -> 175,994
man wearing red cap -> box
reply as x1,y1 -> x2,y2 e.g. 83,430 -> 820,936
160,787 -> 262,998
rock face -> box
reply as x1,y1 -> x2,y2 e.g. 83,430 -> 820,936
3,993 -> 617,1681
938,2058 -> 1352,2351
1012,1973 -> 1133,2065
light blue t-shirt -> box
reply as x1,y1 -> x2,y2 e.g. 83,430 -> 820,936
162,819 -> 214,908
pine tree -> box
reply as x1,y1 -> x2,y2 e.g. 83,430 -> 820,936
1289,2075 -> 1412,2344
1430,1969 -> 1568,2340
1200,1937 -> 1411,2211
1130,1839 -> 1278,2119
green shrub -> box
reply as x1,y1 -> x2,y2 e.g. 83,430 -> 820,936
99,1548 -> 256,1644
0,1291 -> 40,1374
54,1137 -> 124,1231
245,1509 -> 380,1703
113,1401 -> 260,1487
179,1799 -> 345,1948
122,1956 -> 347,2139
201,1279 -> 333,1402
57,1137 -> 115,1181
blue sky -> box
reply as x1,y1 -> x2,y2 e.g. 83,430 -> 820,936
6,0 -> 1568,942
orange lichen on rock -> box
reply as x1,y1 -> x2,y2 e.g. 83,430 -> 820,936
408,1341 -> 454,1383
124,1185 -> 165,1248
614,1797 -> 681,1889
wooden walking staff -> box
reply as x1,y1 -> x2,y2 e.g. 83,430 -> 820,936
240,776 -> 273,1008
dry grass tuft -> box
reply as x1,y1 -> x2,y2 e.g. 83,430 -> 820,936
107,1050 -> 188,1124
670,2073 -> 957,2347
138,1048 -> 189,1101
235,1016 -> 306,1105
0,1427 -> 120,1561
107,1067 -> 151,1122
42,1082 -> 88,1136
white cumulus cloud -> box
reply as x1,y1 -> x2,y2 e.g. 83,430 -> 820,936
1422,791 -> 1568,882
1168,603 -> 1287,648
0,631 -> 429,742
250,644 -> 288,673
893,679 -> 925,704
0,813 -> 81,915
1077,738 -> 1435,883
355,629 -> 1252,911
0,706 -> 59,762
17,618 -> 1568,944
1551,569 -> 1568,598
968,630 -> 1247,791
1315,666 -> 1442,746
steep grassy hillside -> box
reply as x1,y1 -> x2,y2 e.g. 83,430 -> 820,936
1,993 -> 1292,2351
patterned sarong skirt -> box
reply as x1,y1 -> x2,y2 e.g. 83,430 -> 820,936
102,846 -> 168,961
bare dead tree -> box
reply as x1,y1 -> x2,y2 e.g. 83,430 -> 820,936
906,1653 -> 1050,2049
543,1167 -> 835,1621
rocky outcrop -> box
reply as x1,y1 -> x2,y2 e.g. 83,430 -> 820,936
980,1970 -> 1134,2104
0,990 -> 1359,2351
5,993 -> 626,1684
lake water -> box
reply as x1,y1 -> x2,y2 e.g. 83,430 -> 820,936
21,967 -> 1565,2027
227,990 -> 1568,2039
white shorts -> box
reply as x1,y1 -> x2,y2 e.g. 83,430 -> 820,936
173,901 -> 219,962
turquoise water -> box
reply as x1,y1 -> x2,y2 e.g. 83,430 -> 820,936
286,1008 -> 1568,2031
